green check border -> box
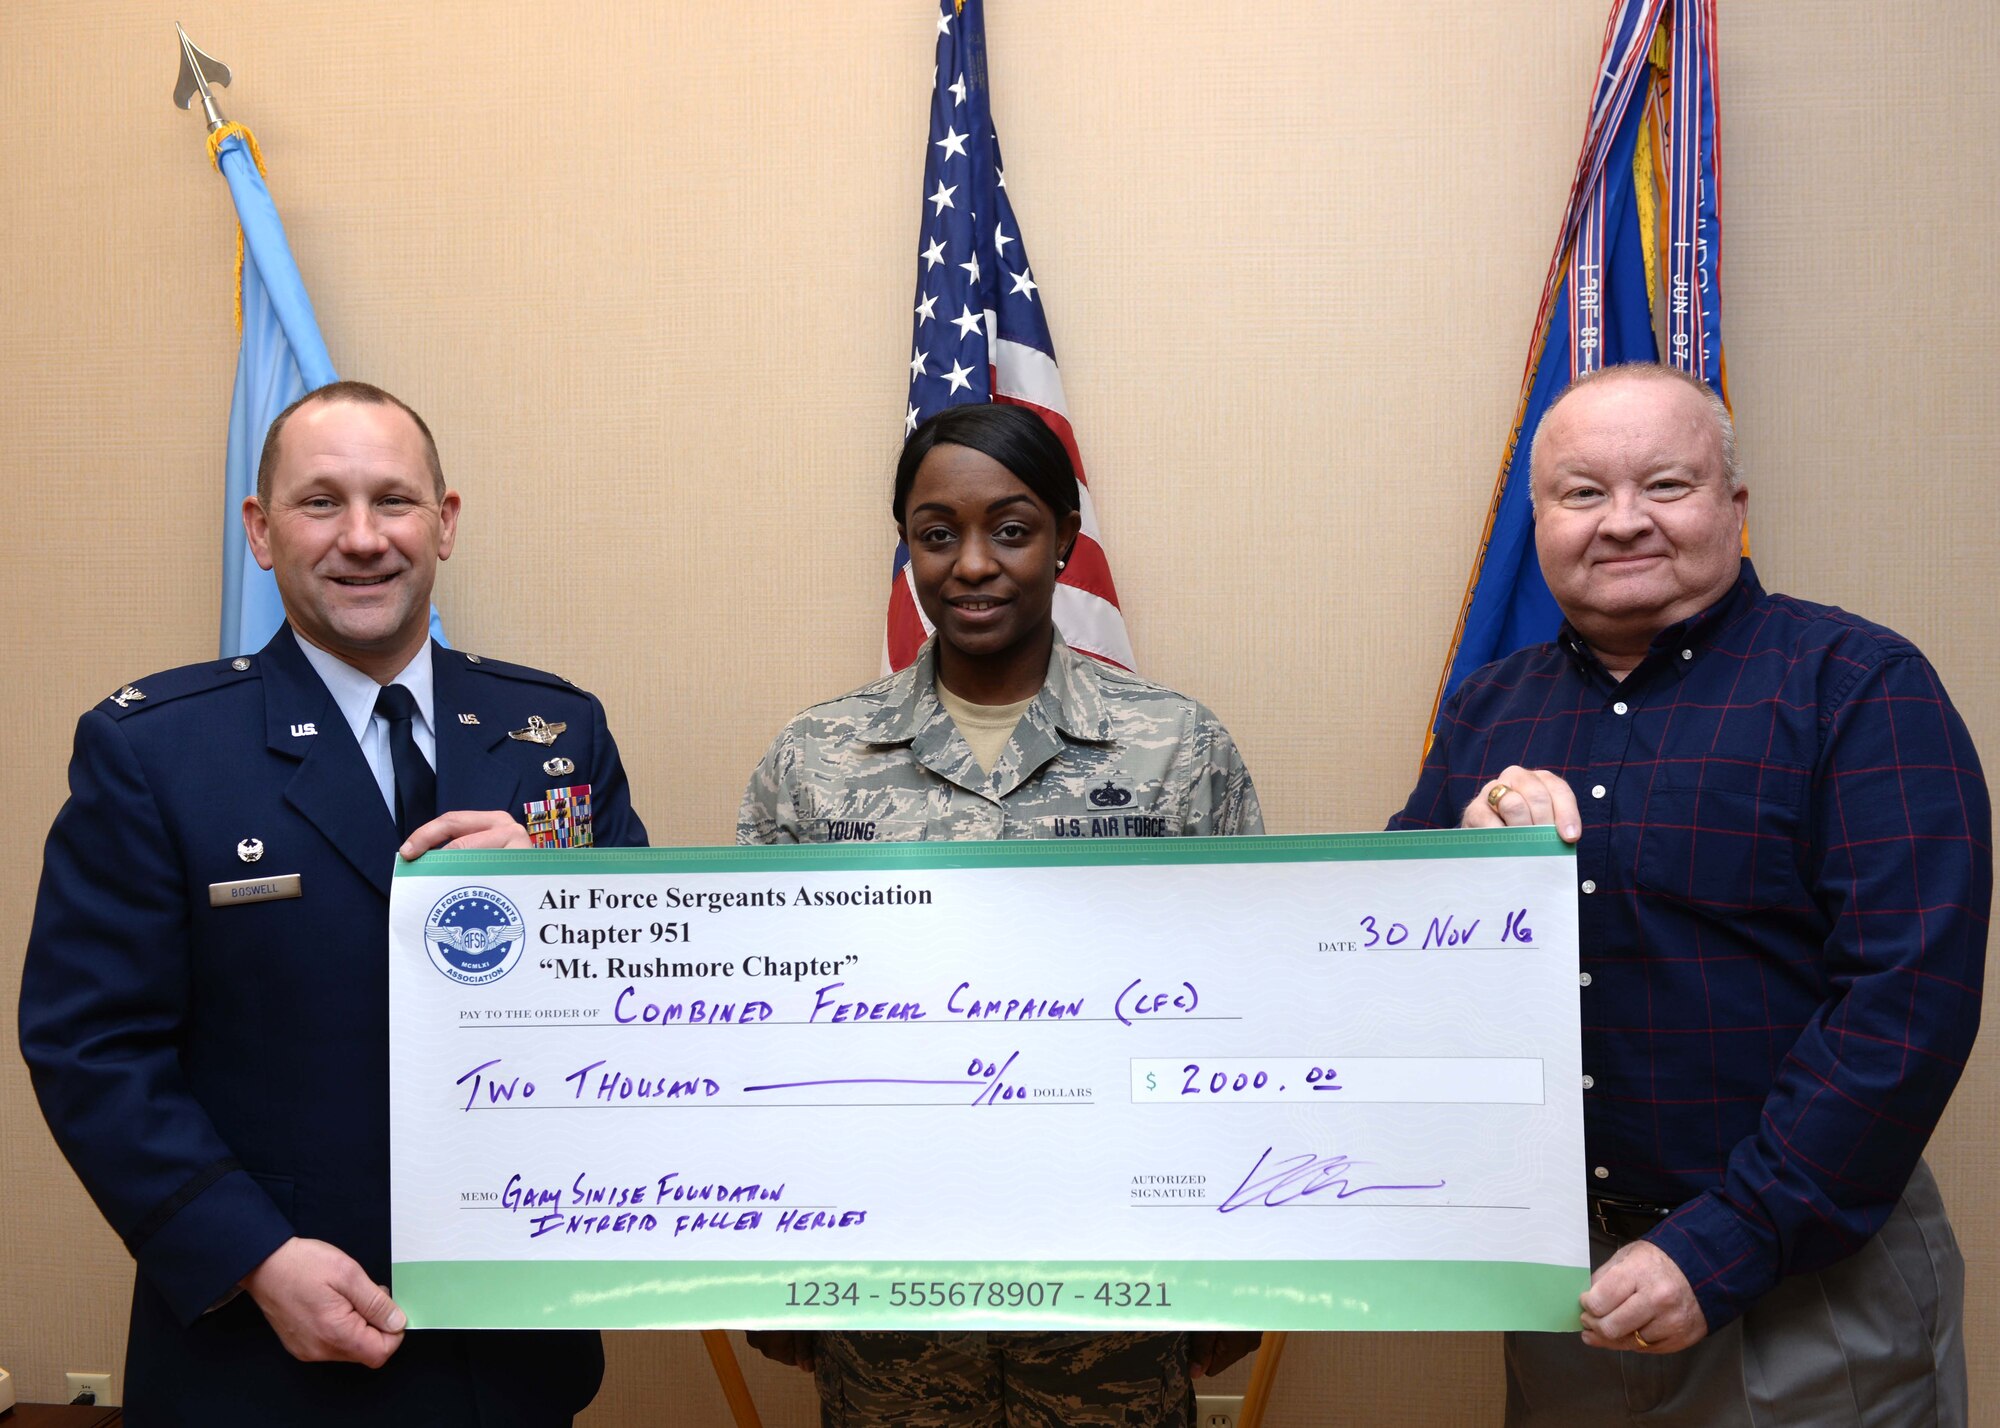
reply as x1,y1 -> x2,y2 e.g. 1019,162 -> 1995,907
394,825 -> 1569,878
393,1257 -> 1585,1332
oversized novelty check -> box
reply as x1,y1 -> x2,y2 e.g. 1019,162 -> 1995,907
389,828 -> 1587,1331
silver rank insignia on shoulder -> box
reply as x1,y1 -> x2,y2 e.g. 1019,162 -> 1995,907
458,713 -> 480,725
237,837 -> 264,863
507,715 -> 566,746
544,756 -> 575,777
109,685 -> 146,708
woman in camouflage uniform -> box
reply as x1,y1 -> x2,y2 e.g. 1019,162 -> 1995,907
738,404 -> 1262,1427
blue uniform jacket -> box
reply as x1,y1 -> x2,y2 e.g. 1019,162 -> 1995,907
20,625 -> 647,1426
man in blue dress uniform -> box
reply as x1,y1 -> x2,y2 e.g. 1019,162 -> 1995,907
20,381 -> 647,1425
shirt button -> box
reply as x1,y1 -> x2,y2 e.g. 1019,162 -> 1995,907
1582,1074 -> 1595,1090
1581,880 -> 1596,894
1612,701 -> 1628,715
1579,972 -> 1592,986
1593,1165 -> 1610,1180
1591,784 -> 1607,799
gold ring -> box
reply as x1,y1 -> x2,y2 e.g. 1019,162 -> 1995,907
1486,783 -> 1513,812
1632,1331 -> 1651,1349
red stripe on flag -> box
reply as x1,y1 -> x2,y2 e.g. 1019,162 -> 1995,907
1058,533 -> 1120,607
993,388 -> 1091,491
885,573 -> 928,672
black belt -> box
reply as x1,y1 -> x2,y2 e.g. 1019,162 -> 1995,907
1589,1192 -> 1676,1243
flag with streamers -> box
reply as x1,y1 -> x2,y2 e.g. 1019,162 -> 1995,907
884,0 -> 1134,672
1428,0 -> 1726,736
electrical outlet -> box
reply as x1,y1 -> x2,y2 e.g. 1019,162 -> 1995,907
1196,1393 -> 1244,1428
65,1371 -> 113,1406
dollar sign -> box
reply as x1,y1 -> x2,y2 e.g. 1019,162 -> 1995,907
1145,1072 -> 1157,1091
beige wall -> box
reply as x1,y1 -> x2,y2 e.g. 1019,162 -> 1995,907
2,2 -> 1994,1421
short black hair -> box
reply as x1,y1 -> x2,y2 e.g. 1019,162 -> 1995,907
893,404 -> 1080,525
256,380 -> 444,503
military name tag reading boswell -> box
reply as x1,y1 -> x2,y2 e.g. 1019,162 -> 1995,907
208,873 -> 303,906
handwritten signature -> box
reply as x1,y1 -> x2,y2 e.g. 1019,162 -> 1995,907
1217,1147 -> 1446,1213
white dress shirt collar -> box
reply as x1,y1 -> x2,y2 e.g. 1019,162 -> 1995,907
295,636 -> 437,813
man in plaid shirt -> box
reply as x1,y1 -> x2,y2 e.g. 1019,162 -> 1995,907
1394,363 -> 1989,1426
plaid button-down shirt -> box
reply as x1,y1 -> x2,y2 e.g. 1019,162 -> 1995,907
1391,563 -> 1990,1331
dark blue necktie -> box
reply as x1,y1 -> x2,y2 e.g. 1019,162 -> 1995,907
373,683 -> 436,839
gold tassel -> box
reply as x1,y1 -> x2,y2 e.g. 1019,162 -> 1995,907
204,121 -> 270,333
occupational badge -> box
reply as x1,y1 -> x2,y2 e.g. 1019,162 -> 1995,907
236,837 -> 264,863
543,756 -> 575,777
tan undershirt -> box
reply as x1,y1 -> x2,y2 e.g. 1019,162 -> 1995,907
936,684 -> 1037,774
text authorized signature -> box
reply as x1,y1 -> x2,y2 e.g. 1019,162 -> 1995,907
1217,1147 -> 1446,1213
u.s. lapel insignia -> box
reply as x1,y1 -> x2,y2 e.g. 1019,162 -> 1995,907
237,837 -> 265,863
544,756 -> 575,777
507,715 -> 567,746
458,713 -> 480,725
109,685 -> 146,708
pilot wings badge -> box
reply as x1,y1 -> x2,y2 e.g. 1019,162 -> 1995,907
507,715 -> 566,746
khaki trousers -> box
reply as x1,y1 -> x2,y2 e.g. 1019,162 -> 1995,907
1506,1162 -> 1965,1427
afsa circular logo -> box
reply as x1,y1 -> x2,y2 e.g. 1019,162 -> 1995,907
424,886 -> 527,987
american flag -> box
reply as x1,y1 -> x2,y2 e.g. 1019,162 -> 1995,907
884,0 -> 1134,672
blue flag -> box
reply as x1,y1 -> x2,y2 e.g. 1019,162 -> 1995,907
1429,0 -> 1727,739
209,127 -> 445,656
212,127 -> 335,657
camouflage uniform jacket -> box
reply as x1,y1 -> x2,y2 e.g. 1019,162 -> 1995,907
738,637 -> 1262,845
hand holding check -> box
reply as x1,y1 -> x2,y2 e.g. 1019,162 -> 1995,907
1461,766 -> 1582,843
